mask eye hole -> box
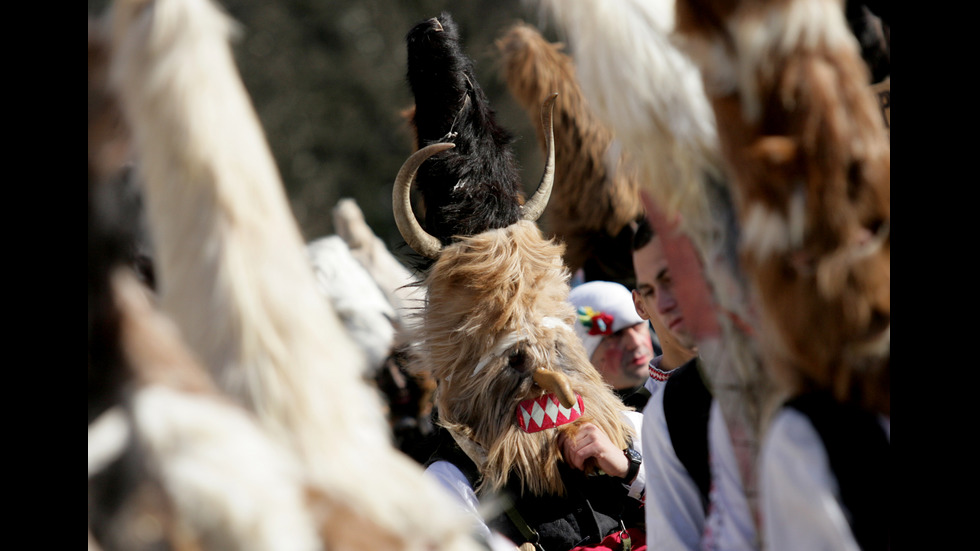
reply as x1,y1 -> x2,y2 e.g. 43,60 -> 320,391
508,350 -> 527,373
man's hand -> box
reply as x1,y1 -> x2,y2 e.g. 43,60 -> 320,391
558,422 -> 629,478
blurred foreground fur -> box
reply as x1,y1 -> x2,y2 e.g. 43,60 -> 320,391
90,19 -> 320,550
93,0 -> 487,549
527,4 -> 891,538
327,198 -> 438,460
526,0 -> 787,532
672,0 -> 890,415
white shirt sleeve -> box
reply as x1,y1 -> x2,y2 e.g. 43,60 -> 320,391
759,408 -> 860,551
621,410 -> 646,499
423,460 -> 515,550
641,384 -> 707,550
701,401 -> 760,551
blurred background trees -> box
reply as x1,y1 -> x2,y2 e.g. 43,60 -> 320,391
89,0 -> 559,264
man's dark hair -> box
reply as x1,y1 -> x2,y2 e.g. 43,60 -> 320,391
631,213 -> 655,252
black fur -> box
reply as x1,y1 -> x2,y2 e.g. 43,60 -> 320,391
405,12 -> 523,246
89,164 -> 154,425
846,1 -> 890,84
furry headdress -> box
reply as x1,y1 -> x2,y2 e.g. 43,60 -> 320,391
397,13 -> 635,497
419,221 -> 634,496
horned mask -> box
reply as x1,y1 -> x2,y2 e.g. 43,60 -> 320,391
393,96 -> 634,496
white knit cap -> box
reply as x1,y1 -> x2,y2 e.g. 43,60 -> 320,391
568,281 -> 646,361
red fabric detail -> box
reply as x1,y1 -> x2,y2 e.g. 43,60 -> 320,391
568,527 -> 646,551
588,312 -> 615,336
516,394 -> 584,433
648,365 -> 672,382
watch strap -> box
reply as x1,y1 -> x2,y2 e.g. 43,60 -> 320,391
623,447 -> 641,483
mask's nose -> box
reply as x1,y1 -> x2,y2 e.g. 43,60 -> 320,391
531,367 -> 576,408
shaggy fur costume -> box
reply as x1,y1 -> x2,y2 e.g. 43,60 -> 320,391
496,22 -> 644,286
106,0 -> 486,549
673,0 -> 890,415
399,8 -> 635,508
530,0 -> 728,260
415,220 -> 634,497
90,22 -> 320,548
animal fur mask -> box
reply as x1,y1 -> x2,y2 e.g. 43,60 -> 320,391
415,221 -> 634,497
398,12 -> 631,498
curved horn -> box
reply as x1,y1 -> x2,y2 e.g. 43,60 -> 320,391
520,92 -> 558,221
392,142 -> 455,259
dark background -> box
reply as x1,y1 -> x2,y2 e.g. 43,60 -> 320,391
88,0 -> 561,263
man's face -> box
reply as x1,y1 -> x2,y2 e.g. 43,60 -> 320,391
590,322 -> 655,390
631,234 -> 696,351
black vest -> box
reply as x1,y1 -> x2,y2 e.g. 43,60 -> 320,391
425,427 -> 644,551
785,392 -> 890,551
662,357 -> 713,513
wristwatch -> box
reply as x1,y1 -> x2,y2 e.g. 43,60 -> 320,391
622,446 -> 642,483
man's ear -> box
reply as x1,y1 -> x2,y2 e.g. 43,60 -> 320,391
631,289 -> 650,321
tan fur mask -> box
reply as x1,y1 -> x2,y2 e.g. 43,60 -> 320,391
414,221 -> 634,496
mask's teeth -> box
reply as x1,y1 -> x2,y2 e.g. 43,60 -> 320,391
516,393 -> 584,433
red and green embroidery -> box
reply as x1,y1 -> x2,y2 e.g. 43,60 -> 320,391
577,306 -> 614,336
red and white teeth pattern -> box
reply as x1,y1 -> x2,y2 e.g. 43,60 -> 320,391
517,393 -> 585,433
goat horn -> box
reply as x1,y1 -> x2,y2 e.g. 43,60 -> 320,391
520,92 -> 558,221
392,142 -> 454,259
532,366 -> 576,409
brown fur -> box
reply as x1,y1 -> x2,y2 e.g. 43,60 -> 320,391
414,220 -> 634,496
90,275 -> 209,551
88,17 -> 132,185
496,22 -> 644,275
114,269 -> 217,396
91,270 -> 326,551
675,0 -> 890,415
90,19 -> 194,548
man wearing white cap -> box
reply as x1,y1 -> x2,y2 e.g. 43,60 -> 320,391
569,280 -> 659,410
